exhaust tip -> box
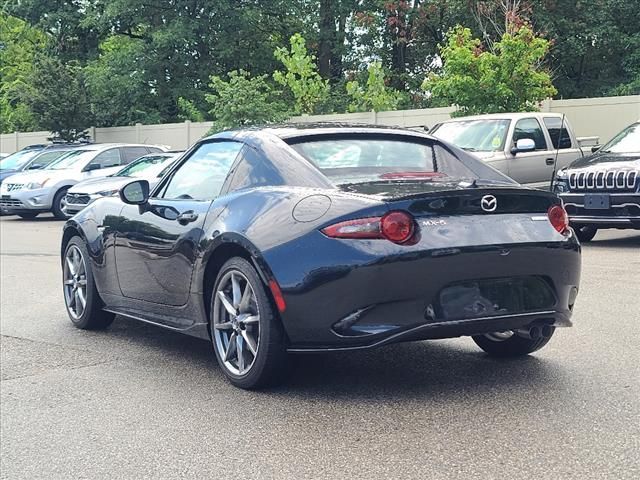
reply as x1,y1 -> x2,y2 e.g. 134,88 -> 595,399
529,325 -> 542,340
541,325 -> 554,338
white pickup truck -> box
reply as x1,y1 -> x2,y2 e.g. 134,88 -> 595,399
430,112 -> 596,189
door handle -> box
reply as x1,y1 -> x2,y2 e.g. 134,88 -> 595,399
177,211 -> 199,225
545,157 -> 555,165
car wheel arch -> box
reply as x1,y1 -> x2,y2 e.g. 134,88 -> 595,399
60,223 -> 87,262
201,236 -> 282,336
55,184 -> 74,197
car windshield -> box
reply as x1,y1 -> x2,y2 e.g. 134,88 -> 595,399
26,150 -> 75,169
0,149 -> 41,170
115,155 -> 175,178
599,123 -> 640,154
47,150 -> 96,170
290,137 -> 479,184
431,119 -> 510,152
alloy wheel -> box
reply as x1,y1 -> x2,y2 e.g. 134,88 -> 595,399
59,195 -> 71,218
63,245 -> 88,319
213,270 -> 261,376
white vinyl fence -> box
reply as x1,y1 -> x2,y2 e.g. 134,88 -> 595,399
1,95 -> 638,154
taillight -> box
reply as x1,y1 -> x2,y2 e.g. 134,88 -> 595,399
322,211 -> 415,244
380,211 -> 414,243
321,217 -> 382,239
547,204 -> 569,234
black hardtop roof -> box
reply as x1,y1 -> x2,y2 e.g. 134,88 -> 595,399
206,122 -> 434,143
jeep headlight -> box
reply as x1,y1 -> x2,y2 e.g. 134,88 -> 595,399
552,169 -> 569,193
553,181 -> 569,193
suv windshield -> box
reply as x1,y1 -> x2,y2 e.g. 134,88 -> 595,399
0,149 -> 41,170
431,119 -> 510,152
290,136 -> 479,184
115,154 -> 174,178
47,150 -> 96,170
26,150 -> 75,169
599,123 -> 640,154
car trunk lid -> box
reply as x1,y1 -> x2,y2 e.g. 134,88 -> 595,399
334,180 -> 566,248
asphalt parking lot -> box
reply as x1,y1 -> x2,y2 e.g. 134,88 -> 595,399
1,214 -> 638,479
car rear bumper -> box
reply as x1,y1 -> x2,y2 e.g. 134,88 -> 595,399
287,311 -> 564,352
561,192 -> 640,228
268,231 -> 581,351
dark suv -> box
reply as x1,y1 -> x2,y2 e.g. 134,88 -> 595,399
553,122 -> 640,241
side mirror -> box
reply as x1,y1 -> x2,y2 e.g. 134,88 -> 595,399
84,163 -> 101,172
511,138 -> 536,155
28,164 -> 43,170
591,145 -> 601,153
119,180 -> 150,205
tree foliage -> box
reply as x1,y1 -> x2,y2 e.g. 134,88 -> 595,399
273,34 -> 330,115
177,97 -> 205,122
1,1 -> 638,134
423,25 -> 557,116
205,70 -> 290,133
346,62 -> 404,112
84,36 -> 162,127
23,56 -> 93,141
0,13 -> 47,133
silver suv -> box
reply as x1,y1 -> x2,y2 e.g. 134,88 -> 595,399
0,144 -> 166,219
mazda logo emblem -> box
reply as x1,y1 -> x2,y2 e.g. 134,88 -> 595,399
480,195 -> 498,212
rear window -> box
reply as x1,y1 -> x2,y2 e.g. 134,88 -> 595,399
543,117 -> 572,149
289,136 -> 479,184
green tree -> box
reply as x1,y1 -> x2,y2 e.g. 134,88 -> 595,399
346,62 -> 404,112
84,36 -> 162,127
205,70 -> 290,133
273,33 -> 330,114
23,56 -> 93,141
177,97 -> 205,122
0,13 -> 47,133
531,0 -> 640,98
423,25 -> 557,116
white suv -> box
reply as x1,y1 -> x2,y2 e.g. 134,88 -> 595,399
0,143 -> 166,219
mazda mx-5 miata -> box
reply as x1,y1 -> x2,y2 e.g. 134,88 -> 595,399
61,124 -> 581,388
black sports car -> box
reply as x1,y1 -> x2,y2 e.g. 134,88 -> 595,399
553,121 -> 640,242
61,124 -> 581,389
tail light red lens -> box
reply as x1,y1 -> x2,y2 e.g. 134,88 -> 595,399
380,211 -> 415,243
547,204 -> 569,234
321,211 -> 415,244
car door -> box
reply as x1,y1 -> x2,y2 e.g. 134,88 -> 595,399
542,116 -> 583,172
507,117 -> 555,187
113,140 -> 243,306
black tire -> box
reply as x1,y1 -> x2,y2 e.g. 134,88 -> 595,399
210,257 -> 288,389
472,329 -> 555,357
18,212 -> 39,219
52,188 -> 70,220
573,225 -> 597,242
62,236 -> 115,330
